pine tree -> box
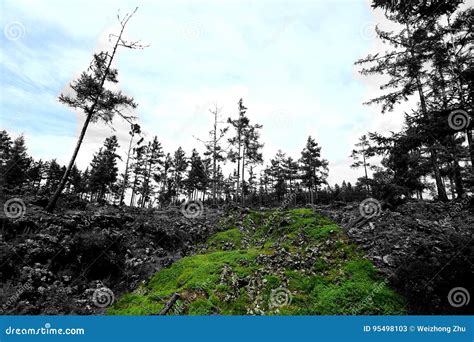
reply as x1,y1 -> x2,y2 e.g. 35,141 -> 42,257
139,136 -> 164,207
350,135 -> 377,192
44,160 -> 64,194
186,149 -> 207,200
283,156 -> 299,194
28,159 -> 45,191
355,0 -> 470,201
266,150 -> 288,201
299,136 -> 328,204
0,130 -> 12,168
240,123 -> 264,206
156,153 -> 174,204
172,146 -> 188,202
88,136 -> 121,202
130,145 -> 146,206
46,9 -> 144,212
68,164 -> 83,195
4,135 -> 31,190
227,98 -> 250,202
0,130 -> 11,192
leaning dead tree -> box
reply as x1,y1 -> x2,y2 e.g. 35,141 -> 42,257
46,8 -> 146,212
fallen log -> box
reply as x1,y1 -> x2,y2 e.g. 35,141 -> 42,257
158,293 -> 180,315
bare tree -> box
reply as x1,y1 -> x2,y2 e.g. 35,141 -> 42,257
120,123 -> 142,204
195,104 -> 228,204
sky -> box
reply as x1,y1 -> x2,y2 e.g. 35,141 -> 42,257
0,0 -> 410,186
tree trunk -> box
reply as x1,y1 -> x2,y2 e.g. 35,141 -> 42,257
467,130 -> 474,170
407,23 -> 447,202
130,174 -> 137,206
429,148 -> 448,201
235,139 -> 241,204
120,131 -> 135,205
241,146 -> 245,206
438,66 -> 464,198
452,152 -> 464,198
212,108 -> 217,205
141,156 -> 151,208
415,76 -> 448,202
362,146 -> 370,193
46,111 -> 93,212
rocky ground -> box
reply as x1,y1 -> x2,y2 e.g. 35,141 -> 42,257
0,198 -> 222,314
1,196 -> 472,315
315,197 -> 474,314
109,208 -> 405,315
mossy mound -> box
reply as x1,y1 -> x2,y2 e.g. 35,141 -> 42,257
109,208 -> 405,315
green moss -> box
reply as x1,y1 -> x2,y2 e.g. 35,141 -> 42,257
214,288 -> 251,315
206,228 -> 243,250
107,293 -> 163,315
109,208 -> 406,316
278,258 -> 404,315
110,249 -> 257,315
188,299 -> 215,315
303,223 -> 340,241
147,250 -> 257,295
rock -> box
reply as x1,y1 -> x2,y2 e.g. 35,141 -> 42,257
382,255 -> 395,267
314,200 -> 474,314
1,203 -> 223,315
